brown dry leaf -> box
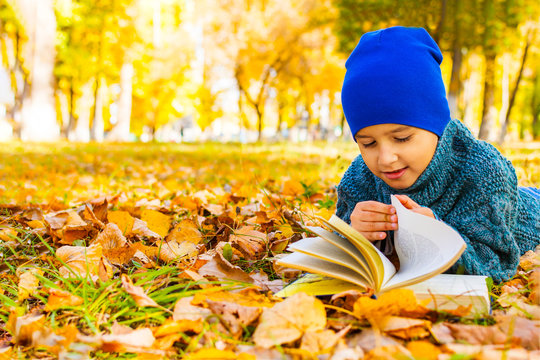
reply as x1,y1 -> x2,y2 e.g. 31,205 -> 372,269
206,299 -> 262,338
31,324 -> 80,356
173,297 -> 212,322
45,210 -> 91,245
17,268 -> 43,301
56,243 -> 103,279
497,292 -> 540,319
248,270 -> 284,293
229,226 -> 267,260
300,329 -> 340,354
93,222 -> 127,250
166,219 -> 202,244
430,323 -> 455,344
0,346 -> 13,359
45,288 -> 84,311
446,323 -> 509,345
107,210 -> 135,235
156,240 -> 198,263
406,341 -> 441,360
353,289 -> 430,326
121,274 -> 160,308
140,209 -> 171,238
26,220 -> 45,229
378,316 -> 431,340
252,292 -> 326,348
196,250 -> 254,284
495,315 -> 540,350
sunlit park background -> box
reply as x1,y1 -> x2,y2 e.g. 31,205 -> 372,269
1,2 -> 540,358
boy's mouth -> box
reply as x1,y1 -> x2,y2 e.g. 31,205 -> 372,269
382,167 -> 407,180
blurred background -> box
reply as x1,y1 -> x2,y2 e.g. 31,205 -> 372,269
0,0 -> 538,143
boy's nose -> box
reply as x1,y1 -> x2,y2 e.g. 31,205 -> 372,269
378,147 -> 398,166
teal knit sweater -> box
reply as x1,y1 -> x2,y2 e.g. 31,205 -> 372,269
336,119 -> 540,282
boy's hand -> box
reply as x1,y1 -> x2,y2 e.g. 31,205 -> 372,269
394,195 -> 435,219
350,201 -> 397,242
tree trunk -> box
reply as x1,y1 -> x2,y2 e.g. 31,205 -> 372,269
17,0 -> 59,141
478,53 -> 497,140
255,104 -> 263,142
90,76 -> 104,141
107,62 -> 133,141
498,31 -> 532,144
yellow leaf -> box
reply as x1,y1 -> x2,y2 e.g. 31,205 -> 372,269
107,211 -> 135,235
406,340 -> 441,360
140,209 -> 171,238
157,240 -> 198,263
185,348 -> 238,360
26,220 -> 45,229
18,269 -> 43,301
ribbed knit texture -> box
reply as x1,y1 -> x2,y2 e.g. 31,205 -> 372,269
336,119 -> 540,282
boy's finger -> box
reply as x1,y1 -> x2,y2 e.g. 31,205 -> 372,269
354,201 -> 396,214
394,195 -> 420,209
351,219 -> 397,232
352,210 -> 397,223
363,231 -> 388,242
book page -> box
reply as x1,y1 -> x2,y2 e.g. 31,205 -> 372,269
306,227 -> 374,284
382,196 -> 466,291
288,236 -> 372,285
275,273 -> 364,297
319,215 -> 396,290
275,252 -> 371,289
403,274 -> 490,316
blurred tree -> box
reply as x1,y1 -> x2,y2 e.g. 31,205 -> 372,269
0,0 -> 27,138
14,0 -> 59,140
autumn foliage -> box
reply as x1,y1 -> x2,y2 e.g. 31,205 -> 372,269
0,142 -> 539,359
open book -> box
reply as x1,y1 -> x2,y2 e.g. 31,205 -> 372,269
276,195 -> 467,294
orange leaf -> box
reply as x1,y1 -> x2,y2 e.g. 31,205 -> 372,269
121,274 -> 160,308
45,288 -> 84,311
17,268 -> 43,301
282,179 -> 304,196
166,219 -> 202,244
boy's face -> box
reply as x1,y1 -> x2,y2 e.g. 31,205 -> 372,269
355,124 -> 438,189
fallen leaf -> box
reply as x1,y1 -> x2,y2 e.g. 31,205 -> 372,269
446,323 -> 508,345
520,249 -> 540,271
56,243 -> 103,279
93,222 -> 127,250
253,292 -> 326,348
229,226 -> 267,260
346,328 -> 401,352
353,289 -> 430,326
282,179 -> 304,196
121,274 -> 160,308
406,340 -> 441,360
529,268 -> 540,304
184,348 -> 238,360
140,209 -> 171,238
0,228 -> 18,241
101,323 -> 156,353
206,299 -> 262,338
378,316 -> 431,340
45,210 -> 91,245
6,311 -> 46,345
300,329 -> 340,354
363,345 -> 412,360
156,240 -> 198,263
173,296 -> 212,322
107,210 -> 135,235
152,318 -> 203,338
131,218 -> 161,239
17,268 -> 43,301
166,219 -> 202,244
45,288 -> 84,311
495,315 -> 540,350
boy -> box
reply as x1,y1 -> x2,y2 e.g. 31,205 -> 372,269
336,26 -> 539,282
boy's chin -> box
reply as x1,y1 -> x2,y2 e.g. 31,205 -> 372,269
379,177 -> 416,190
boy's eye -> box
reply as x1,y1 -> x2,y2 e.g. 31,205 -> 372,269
395,135 -> 412,143
360,141 -> 376,148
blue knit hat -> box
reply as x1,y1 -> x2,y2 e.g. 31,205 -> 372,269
341,26 -> 451,140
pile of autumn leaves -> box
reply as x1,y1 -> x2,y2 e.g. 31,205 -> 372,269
0,181 -> 539,359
